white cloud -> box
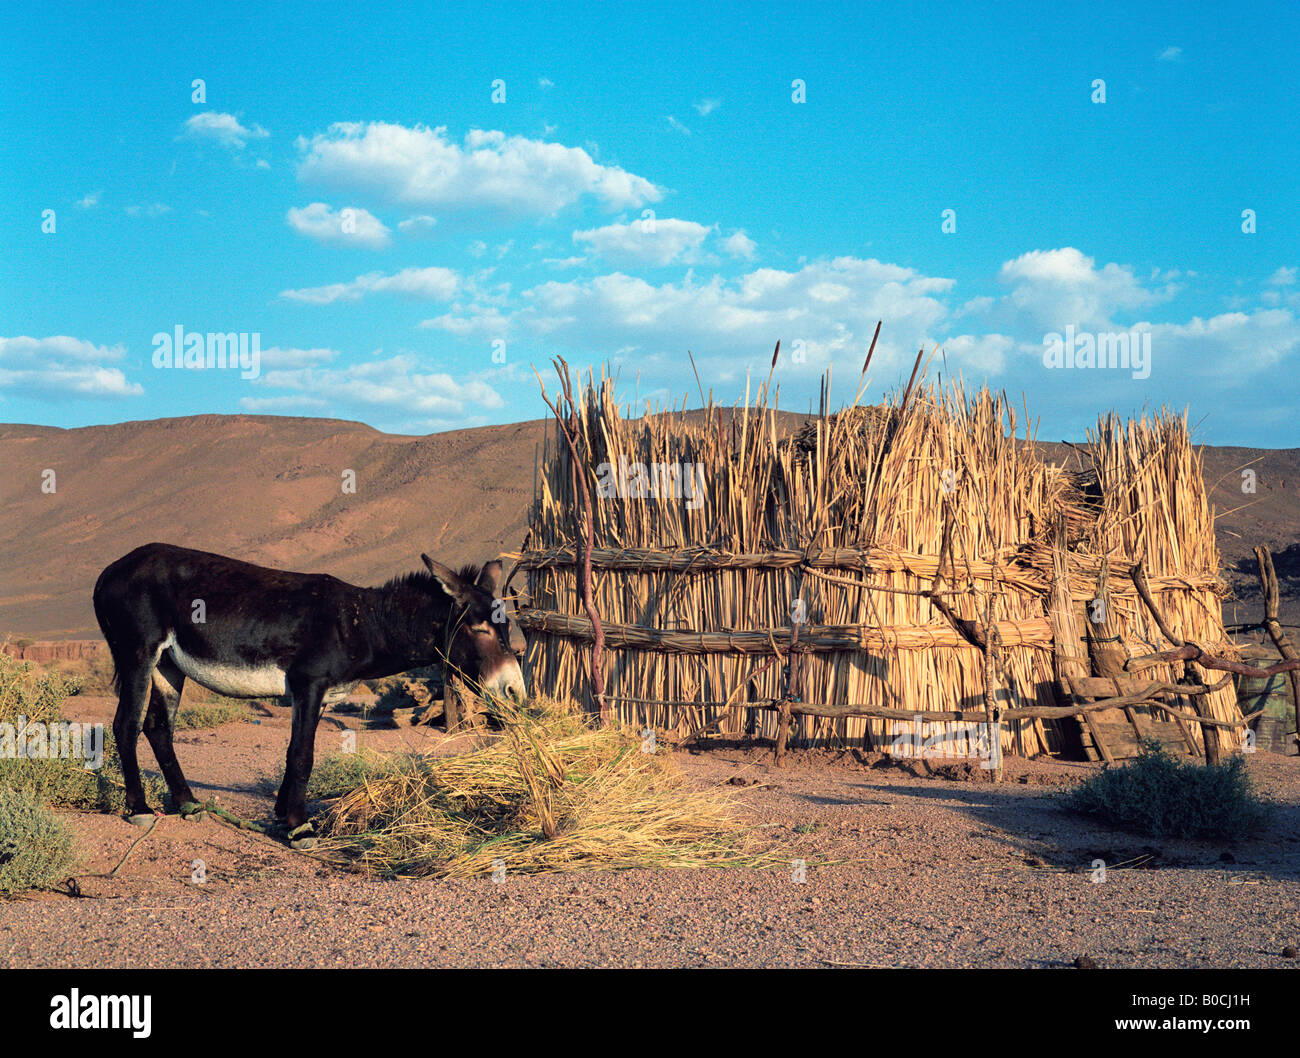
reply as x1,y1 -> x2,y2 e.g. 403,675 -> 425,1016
1267,266 -> 1297,286
246,352 -> 504,427
539,77 -> 554,89
296,122 -> 662,217
694,98 -> 720,116
1147,309 -> 1300,378
938,333 -> 1016,374
0,335 -> 142,400
573,218 -> 713,267
124,203 -> 170,218
398,215 -> 439,238
419,309 -> 512,337
666,115 -> 691,136
286,202 -> 391,249
1157,46 -> 1183,62
475,257 -> 956,382
280,266 -> 461,305
721,230 -> 757,260
257,346 -> 339,369
181,111 -> 269,150
993,247 -> 1174,330
75,192 -> 100,210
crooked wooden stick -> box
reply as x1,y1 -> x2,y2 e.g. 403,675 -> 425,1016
1253,545 -> 1300,749
1129,560 -> 1228,761
927,511 -> 988,650
1126,644 -> 1300,678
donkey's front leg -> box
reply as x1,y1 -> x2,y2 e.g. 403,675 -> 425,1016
278,673 -> 329,842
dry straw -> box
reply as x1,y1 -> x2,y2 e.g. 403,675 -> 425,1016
516,362 -> 1240,756
315,697 -> 767,877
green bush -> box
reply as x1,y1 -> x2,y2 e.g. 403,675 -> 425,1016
44,650 -> 116,697
175,700 -> 252,729
0,653 -> 167,813
1062,740 -> 1273,841
263,748 -> 399,800
0,655 -> 81,726
0,784 -> 74,896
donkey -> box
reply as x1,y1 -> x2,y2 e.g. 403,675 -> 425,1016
92,542 -> 526,846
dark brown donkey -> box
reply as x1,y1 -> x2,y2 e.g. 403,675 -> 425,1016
93,543 -> 525,845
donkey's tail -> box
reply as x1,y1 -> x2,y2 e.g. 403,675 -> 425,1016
91,566 -> 124,697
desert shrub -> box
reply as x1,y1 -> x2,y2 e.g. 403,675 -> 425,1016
1062,740 -> 1272,840
174,700 -> 252,729
263,747 -> 399,800
0,784 -> 74,896
0,653 -> 167,813
47,650 -> 117,697
0,654 -> 81,726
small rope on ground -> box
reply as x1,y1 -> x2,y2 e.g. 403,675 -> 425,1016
69,815 -> 159,885
191,799 -> 272,835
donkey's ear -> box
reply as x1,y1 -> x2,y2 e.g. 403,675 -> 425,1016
422,554 -> 472,605
476,559 -> 504,595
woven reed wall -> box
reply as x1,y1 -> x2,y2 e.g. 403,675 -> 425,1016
516,370 -> 1239,755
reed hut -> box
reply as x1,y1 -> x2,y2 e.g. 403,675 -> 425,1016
513,363 -> 1243,760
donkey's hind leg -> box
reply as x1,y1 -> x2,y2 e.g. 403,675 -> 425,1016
112,649 -> 161,823
143,653 -> 198,814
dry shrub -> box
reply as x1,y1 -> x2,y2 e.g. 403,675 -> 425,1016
0,653 -> 166,813
1062,740 -> 1272,840
262,746 -> 399,800
174,700 -> 253,729
0,784 -> 73,896
316,697 -> 766,877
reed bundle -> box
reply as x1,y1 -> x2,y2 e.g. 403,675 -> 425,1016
518,363 -> 1239,756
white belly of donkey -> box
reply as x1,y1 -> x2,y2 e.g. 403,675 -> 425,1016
167,640 -> 288,699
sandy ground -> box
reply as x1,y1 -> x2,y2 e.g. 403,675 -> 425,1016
1,694 -> 1297,969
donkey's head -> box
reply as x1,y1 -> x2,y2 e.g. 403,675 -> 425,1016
421,555 -> 527,703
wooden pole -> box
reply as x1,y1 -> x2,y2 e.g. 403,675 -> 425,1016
1048,513 -> 1107,760
1254,545 -> 1300,751
775,600 -> 801,768
1129,560 -> 1220,763
537,360 -> 607,722
983,596 -> 1003,782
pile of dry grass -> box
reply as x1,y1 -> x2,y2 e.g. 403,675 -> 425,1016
315,697 -> 766,878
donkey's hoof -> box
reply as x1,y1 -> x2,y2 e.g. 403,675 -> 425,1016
127,813 -> 157,827
178,801 -> 206,822
287,823 -> 317,851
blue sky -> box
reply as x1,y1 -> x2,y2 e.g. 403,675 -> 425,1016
2,1 -> 1298,444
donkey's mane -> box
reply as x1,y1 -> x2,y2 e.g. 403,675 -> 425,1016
379,563 -> 482,594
